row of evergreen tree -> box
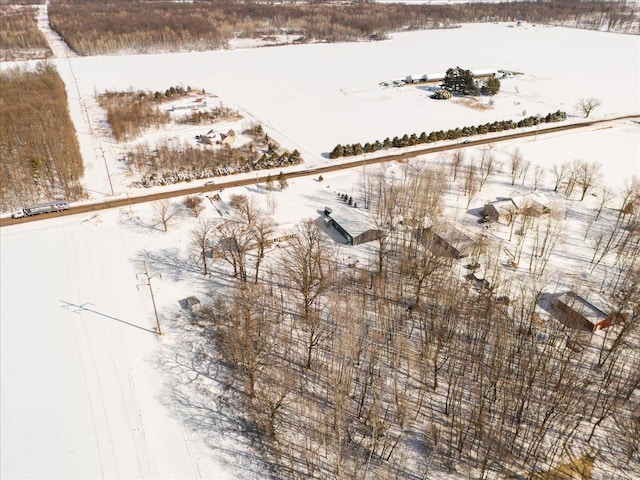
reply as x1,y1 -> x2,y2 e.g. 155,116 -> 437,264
329,110 -> 567,159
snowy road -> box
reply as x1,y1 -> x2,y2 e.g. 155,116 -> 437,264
0,214 -> 230,479
37,2 -> 77,59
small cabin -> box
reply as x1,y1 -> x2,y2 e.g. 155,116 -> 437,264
415,223 -> 474,259
179,296 -> 201,312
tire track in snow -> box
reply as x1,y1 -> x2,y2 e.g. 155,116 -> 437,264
80,221 -> 146,478
62,222 -> 106,479
68,223 -> 121,478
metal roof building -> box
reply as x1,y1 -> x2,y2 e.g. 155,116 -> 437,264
324,207 -> 383,246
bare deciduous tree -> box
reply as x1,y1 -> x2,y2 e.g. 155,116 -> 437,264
520,160 -> 531,186
533,165 -> 545,190
550,162 -> 570,192
450,149 -> 465,182
251,214 -> 275,282
564,159 -> 581,197
509,147 -> 524,186
618,176 -> 640,220
576,160 -> 602,201
153,199 -> 176,231
191,220 -> 213,275
576,97 -> 602,118
595,185 -> 615,221
283,220 -> 331,368
214,283 -> 279,397
478,147 -> 496,189
217,219 -> 251,281
464,160 -> 479,208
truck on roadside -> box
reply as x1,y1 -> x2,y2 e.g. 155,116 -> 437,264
11,201 -> 70,218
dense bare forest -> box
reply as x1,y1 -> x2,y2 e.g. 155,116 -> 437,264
47,0 -> 638,56
0,4 -> 51,61
0,63 -> 84,211
174,160 -> 640,479
97,88 -> 178,142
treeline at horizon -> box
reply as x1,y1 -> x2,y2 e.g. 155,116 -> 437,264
45,0 -> 638,56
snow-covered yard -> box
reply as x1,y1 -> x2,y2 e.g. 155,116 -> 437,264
0,214 -> 237,479
1,18 -> 639,480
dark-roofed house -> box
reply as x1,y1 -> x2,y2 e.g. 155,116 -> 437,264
415,222 -> 474,259
324,207 -> 383,246
484,198 -> 518,225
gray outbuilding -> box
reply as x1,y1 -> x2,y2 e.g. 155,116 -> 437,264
324,206 -> 383,246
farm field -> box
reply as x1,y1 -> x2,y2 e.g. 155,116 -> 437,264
1,11 -> 639,480
7,21 -> 634,200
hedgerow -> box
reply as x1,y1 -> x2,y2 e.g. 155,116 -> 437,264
329,111 -> 567,159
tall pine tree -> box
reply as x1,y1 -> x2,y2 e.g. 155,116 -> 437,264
443,67 -> 478,96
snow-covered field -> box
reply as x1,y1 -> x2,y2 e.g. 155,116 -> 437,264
25,21 -> 636,199
0,214 -> 237,479
1,17 -> 639,480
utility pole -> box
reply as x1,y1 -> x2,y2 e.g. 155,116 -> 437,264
98,142 -> 115,196
137,262 -> 162,335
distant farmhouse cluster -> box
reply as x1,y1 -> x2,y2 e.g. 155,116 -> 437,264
404,68 -> 498,85
195,129 -> 236,146
392,67 -> 524,99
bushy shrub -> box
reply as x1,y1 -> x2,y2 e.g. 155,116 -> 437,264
430,89 -> 452,100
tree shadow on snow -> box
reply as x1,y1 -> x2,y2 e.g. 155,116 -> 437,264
136,248 -> 202,283
119,210 -> 165,234
155,308 -> 277,479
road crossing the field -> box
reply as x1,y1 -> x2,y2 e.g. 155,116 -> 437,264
1,115 -> 637,228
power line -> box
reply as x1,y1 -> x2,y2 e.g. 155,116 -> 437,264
136,261 -> 162,335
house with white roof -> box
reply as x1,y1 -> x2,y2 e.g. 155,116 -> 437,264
484,192 -> 550,224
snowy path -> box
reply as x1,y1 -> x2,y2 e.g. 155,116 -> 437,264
35,2 -> 119,201
37,2 -> 77,59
